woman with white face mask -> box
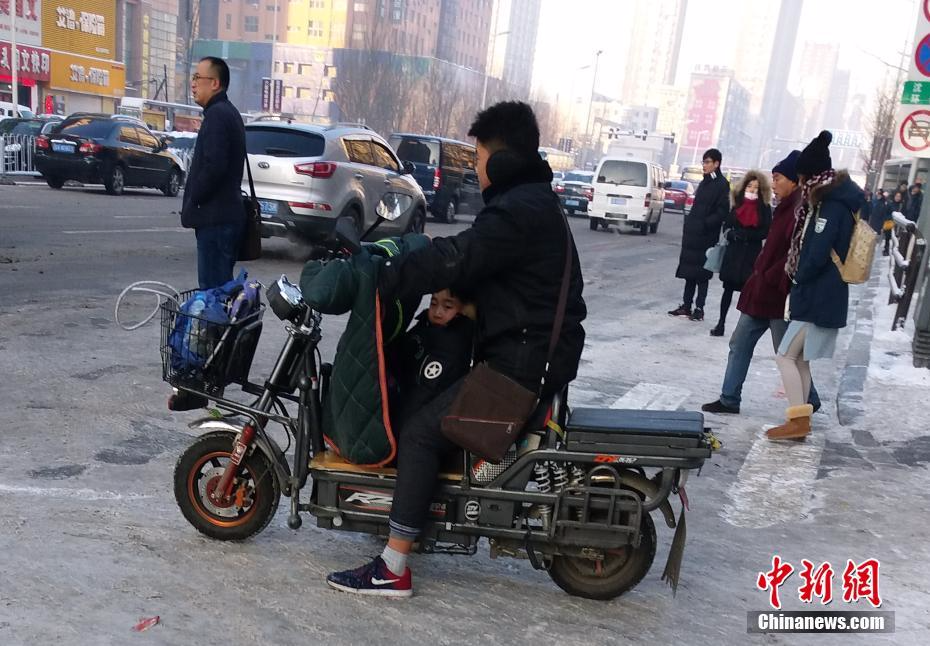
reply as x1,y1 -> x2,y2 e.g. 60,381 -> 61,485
711,171 -> 773,337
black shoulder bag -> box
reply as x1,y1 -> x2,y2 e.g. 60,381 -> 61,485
440,204 -> 574,463
238,158 -> 262,261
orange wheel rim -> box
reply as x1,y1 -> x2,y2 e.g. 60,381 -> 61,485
187,451 -> 260,528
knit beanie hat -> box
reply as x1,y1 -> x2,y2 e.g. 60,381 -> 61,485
795,130 -> 833,177
772,150 -> 801,183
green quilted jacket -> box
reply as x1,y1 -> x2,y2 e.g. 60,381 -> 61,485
299,234 -> 429,466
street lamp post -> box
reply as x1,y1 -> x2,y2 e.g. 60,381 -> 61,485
481,29 -> 511,109
690,130 -> 709,166
581,49 -> 603,168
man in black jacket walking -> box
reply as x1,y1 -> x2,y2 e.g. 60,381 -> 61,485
325,101 -> 587,598
669,148 -> 730,321
181,56 -> 246,289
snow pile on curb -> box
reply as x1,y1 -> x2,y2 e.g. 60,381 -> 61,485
868,261 -> 930,387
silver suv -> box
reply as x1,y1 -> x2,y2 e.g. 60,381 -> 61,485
243,122 -> 427,242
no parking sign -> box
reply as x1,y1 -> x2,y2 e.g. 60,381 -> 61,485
893,2 -> 930,157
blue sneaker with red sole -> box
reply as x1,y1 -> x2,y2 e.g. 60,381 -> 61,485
326,556 -> 413,598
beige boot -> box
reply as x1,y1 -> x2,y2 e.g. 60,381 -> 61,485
766,404 -> 813,441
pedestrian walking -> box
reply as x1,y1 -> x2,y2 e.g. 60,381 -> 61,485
767,131 -> 864,441
668,148 -> 730,322
710,171 -> 772,337
181,56 -> 247,289
883,191 -> 904,256
861,188 -> 872,226
702,151 -> 821,415
868,189 -> 886,234
906,182 -> 923,222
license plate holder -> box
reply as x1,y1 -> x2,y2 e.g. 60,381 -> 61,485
52,143 -> 74,154
565,199 -> 579,206
609,197 -> 627,206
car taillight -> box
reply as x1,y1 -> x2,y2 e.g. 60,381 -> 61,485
433,167 -> 441,190
79,141 -> 101,155
35,136 -> 49,150
644,192 -> 651,208
554,184 -> 565,193
686,195 -> 694,206
294,161 -> 337,178
583,188 -> 593,200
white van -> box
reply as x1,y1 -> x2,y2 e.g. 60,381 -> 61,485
0,102 -> 35,120
588,156 -> 666,235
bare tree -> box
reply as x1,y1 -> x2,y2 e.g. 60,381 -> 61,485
861,81 -> 900,184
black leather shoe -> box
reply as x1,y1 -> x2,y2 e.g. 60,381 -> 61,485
668,304 -> 691,317
710,324 -> 725,336
702,399 -> 740,414
690,307 -> 704,321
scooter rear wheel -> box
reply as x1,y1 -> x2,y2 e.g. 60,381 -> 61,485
174,431 -> 280,541
548,511 -> 656,600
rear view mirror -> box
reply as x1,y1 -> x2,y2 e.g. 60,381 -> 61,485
401,160 -> 415,175
334,217 -> 362,254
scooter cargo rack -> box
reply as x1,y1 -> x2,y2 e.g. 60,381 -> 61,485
565,408 -> 710,462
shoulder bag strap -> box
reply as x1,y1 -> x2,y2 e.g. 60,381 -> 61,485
540,198 -> 574,394
244,156 -> 257,200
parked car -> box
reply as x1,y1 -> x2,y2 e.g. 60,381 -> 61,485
0,102 -> 35,120
551,170 -> 564,187
554,169 -> 594,216
388,133 -> 481,223
588,157 -> 666,235
0,118 -> 44,171
33,115 -> 185,196
244,122 -> 427,243
663,179 -> 695,213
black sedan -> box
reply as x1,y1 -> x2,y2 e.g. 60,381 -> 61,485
34,115 -> 185,196
554,170 -> 595,216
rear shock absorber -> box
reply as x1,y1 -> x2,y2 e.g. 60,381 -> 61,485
550,462 -> 569,493
569,464 -> 587,521
533,461 -> 553,528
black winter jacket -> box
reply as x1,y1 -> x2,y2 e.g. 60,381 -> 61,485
676,172 -> 730,282
719,198 -> 772,290
381,156 -> 586,396
181,91 -> 246,229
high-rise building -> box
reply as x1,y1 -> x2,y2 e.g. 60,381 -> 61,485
437,0 -> 492,72
732,1 -> 781,117
485,0 -> 541,98
621,0 -> 687,107
794,41 -> 840,139
757,0 -> 803,167
649,84 -> 688,140
208,0 -> 287,44
345,0 -> 440,56
823,68 -> 850,130
682,66 -> 751,167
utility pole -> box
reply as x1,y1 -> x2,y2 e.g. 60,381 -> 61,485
581,50 -> 603,169
10,1 -> 18,116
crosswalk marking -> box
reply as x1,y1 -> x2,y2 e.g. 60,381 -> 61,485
722,429 -> 825,528
610,382 -> 690,411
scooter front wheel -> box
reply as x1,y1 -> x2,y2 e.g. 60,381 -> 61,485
548,511 -> 656,600
174,431 -> 280,541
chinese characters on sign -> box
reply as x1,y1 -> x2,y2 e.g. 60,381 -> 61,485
68,64 -> 109,87
56,7 -> 106,37
756,556 -> 882,610
0,0 -> 40,21
0,43 -> 51,82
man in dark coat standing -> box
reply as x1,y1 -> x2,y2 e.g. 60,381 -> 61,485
702,151 -> 820,414
669,148 -> 730,321
324,101 -> 586,598
181,56 -> 246,289
906,182 -> 923,222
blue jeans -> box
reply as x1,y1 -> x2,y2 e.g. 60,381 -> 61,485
195,221 -> 244,289
719,313 -> 821,409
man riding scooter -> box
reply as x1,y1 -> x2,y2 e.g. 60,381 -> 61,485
325,101 -> 588,597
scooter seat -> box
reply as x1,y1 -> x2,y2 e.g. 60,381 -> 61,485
309,451 -> 465,481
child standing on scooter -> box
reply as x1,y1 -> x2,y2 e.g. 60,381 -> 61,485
390,288 -> 475,426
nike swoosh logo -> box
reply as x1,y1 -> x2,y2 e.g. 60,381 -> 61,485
371,577 -> 400,585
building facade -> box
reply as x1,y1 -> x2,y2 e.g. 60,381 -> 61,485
682,66 -> 751,168
621,0 -> 687,107
436,0 -> 491,72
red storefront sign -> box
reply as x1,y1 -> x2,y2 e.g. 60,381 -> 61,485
0,41 -> 51,82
